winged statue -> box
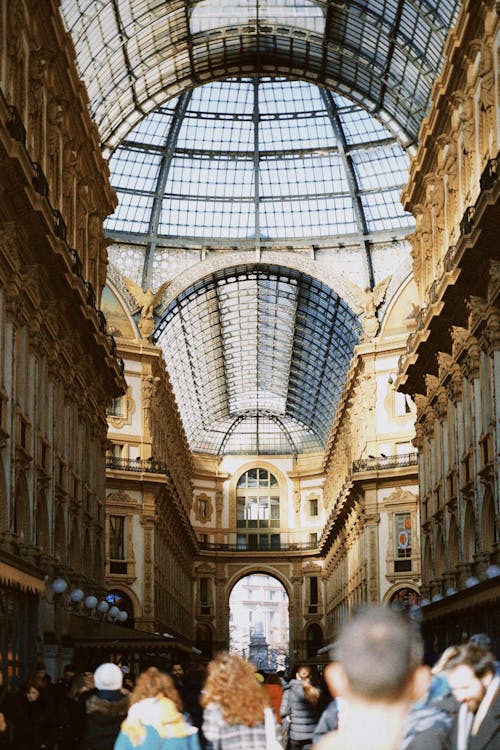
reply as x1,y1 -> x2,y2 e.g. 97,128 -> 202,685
343,275 -> 392,339
123,276 -> 171,340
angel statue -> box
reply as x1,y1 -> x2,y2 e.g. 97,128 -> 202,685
123,277 -> 171,340
344,275 -> 392,340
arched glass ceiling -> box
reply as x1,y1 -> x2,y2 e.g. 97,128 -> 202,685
59,0 -> 460,153
155,265 -> 362,455
105,78 -> 413,286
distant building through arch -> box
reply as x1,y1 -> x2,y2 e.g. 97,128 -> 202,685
229,573 -> 289,672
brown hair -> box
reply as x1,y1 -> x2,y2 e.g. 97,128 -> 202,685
201,653 -> 269,726
129,667 -> 183,711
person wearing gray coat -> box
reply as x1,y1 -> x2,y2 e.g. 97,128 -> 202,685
280,666 -> 323,750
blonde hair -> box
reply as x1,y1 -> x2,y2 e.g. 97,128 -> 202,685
129,667 -> 183,711
201,653 -> 269,726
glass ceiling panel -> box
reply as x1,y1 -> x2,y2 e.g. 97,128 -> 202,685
190,0 -> 325,35
155,265 -> 362,455
105,77 -> 413,248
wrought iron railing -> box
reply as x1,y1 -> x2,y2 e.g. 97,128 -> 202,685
352,452 -> 418,472
106,456 -> 167,473
197,540 -> 318,553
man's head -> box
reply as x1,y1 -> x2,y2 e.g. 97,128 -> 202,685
171,663 -> 184,679
444,644 -> 495,712
326,606 -> 424,705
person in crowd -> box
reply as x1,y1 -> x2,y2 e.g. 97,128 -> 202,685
468,633 -> 500,674
313,605 -> 428,750
8,677 -> 57,750
114,666 -> 200,750
200,652 -> 273,749
170,663 -> 200,726
280,664 -> 323,750
442,643 -> 499,749
312,699 -> 341,745
264,673 -> 284,725
0,671 -> 14,748
398,665 -> 452,750
56,671 -> 94,750
53,664 -> 77,701
81,663 -> 129,750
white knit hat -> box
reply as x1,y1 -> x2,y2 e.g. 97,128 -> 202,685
94,663 -> 123,690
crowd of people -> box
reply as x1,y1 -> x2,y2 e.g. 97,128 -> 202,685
0,606 -> 498,750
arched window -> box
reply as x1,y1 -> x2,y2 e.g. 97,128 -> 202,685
236,468 -> 280,550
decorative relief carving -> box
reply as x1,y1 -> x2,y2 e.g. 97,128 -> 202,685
466,296 -> 488,333
436,351 -> 454,380
194,493 -> 213,524
450,325 -> 470,357
425,374 -> 439,398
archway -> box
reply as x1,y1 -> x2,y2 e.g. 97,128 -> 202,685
229,573 -> 289,672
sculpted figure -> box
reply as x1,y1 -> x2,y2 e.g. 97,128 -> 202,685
123,277 -> 172,340
344,276 -> 392,340
28,48 -> 51,159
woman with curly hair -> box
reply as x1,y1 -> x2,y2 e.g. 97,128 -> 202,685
114,667 -> 200,750
201,653 -> 277,750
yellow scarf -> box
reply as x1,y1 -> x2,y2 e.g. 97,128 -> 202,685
122,696 -> 191,746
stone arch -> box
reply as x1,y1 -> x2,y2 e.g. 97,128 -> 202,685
228,570 -> 290,670
480,485 -> 496,553
463,502 -> 477,563
226,564 -> 293,604
106,587 -> 137,627
13,471 -> 31,543
35,488 -> 50,553
383,583 -> 420,606
0,456 -> 8,532
154,253 -> 362,319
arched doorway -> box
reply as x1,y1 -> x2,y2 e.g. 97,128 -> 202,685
229,573 -> 289,672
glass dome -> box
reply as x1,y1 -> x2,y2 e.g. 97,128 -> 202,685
105,77 -> 413,250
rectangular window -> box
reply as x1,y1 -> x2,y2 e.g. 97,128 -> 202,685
395,513 -> 412,559
109,515 -> 125,560
309,576 -> 318,605
309,498 -> 318,516
200,578 -> 209,606
394,392 -> 412,416
309,532 -> 318,546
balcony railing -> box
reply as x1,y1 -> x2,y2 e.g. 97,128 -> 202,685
106,456 -> 167,473
352,452 -> 418,472
198,540 -> 318,553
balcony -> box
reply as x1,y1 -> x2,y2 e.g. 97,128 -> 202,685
352,452 -> 418,472
106,456 -> 167,474
198,540 -> 318,553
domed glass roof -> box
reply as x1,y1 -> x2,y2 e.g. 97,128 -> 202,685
105,77 -> 412,252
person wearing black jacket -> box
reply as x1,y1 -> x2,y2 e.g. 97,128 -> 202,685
81,663 -> 129,750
